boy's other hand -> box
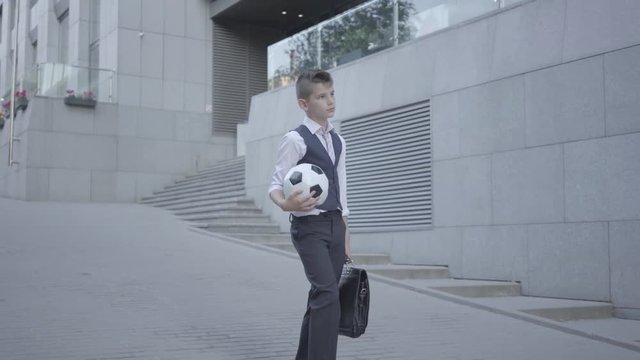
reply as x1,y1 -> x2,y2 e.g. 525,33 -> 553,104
283,189 -> 318,212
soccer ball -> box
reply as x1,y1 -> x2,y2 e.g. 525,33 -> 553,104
283,163 -> 329,205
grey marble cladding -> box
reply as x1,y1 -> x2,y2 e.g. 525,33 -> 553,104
564,133 -> 640,222
491,0 -> 565,79
609,220 -> 640,309
433,156 -> 492,227
563,0 -> 640,62
462,225 -> 527,282
525,56 -> 605,147
458,76 -> 526,156
604,45 -> 640,136
526,222 -> 610,301
491,145 -> 564,224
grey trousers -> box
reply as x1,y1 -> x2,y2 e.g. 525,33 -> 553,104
290,210 -> 346,360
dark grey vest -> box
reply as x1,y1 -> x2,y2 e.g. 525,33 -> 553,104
294,125 -> 342,211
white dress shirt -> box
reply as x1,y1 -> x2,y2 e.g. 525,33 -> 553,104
269,116 -> 349,218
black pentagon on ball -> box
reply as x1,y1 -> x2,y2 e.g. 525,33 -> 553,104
311,165 -> 324,175
310,184 -> 323,198
289,171 -> 303,185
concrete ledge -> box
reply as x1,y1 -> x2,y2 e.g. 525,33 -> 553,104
361,264 -> 450,280
614,307 -> 640,321
405,279 -> 522,298
351,253 -> 391,265
523,305 -> 612,322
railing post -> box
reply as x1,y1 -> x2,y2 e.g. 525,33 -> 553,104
316,26 -> 322,68
109,73 -> 113,102
393,0 -> 399,46
9,0 -> 21,167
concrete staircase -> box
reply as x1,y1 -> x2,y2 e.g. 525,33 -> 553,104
141,156 -> 614,324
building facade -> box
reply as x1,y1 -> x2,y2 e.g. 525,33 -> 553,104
0,0 -> 235,201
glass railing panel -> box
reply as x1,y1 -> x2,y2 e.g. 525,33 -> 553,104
320,0 -> 397,69
33,63 -> 115,102
268,0 -> 528,90
408,0 -> 499,38
269,27 -> 321,90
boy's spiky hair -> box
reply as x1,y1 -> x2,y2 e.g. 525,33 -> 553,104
296,69 -> 333,100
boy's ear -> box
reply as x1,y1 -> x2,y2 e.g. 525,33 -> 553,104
297,98 -> 308,111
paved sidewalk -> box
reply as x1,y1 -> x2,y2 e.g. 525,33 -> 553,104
1,198 -> 639,360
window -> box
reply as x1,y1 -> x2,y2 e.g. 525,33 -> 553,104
0,5 -> 4,42
89,0 -> 100,97
89,0 -> 100,45
58,9 -> 69,63
31,41 -> 37,70
9,0 -> 15,31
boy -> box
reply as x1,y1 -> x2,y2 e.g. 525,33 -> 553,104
268,69 -> 351,360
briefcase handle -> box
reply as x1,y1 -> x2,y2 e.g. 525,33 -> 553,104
341,256 -> 355,280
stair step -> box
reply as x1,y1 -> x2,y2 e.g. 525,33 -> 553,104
266,242 -> 296,252
403,278 -> 521,298
140,190 -> 246,206
207,223 -> 282,234
560,318 -> 640,345
153,182 -> 243,197
162,197 -> 256,211
145,185 -> 244,201
361,264 -> 449,280
473,296 -> 613,321
180,160 -> 244,179
350,253 -> 391,265
230,233 -> 290,243
173,205 -> 263,217
181,213 -> 273,223
174,165 -> 244,184
164,177 -> 244,193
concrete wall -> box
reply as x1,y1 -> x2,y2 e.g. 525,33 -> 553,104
0,97 -> 233,202
244,0 -> 640,318
0,0 -> 236,201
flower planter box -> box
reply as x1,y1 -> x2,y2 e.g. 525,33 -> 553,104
64,97 -> 97,108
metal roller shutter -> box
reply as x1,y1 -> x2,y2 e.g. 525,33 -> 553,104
211,21 -> 276,134
212,21 -> 247,133
341,100 -> 432,230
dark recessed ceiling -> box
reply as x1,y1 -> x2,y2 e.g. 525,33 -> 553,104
213,0 -> 370,36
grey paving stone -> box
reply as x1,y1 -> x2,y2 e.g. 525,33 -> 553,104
1,198 -> 639,359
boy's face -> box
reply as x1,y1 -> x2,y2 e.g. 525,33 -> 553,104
298,82 -> 335,123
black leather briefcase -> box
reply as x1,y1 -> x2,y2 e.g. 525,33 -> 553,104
338,261 -> 370,338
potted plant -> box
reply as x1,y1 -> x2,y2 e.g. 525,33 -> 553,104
64,89 -> 97,107
14,90 -> 28,111
2,90 -> 29,114
0,101 -> 10,129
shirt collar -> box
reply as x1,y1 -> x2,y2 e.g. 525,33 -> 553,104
303,116 -> 334,135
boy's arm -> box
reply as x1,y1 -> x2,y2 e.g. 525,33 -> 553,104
269,188 -> 318,212
343,216 -> 352,259
338,135 -> 352,258
269,131 -> 318,212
